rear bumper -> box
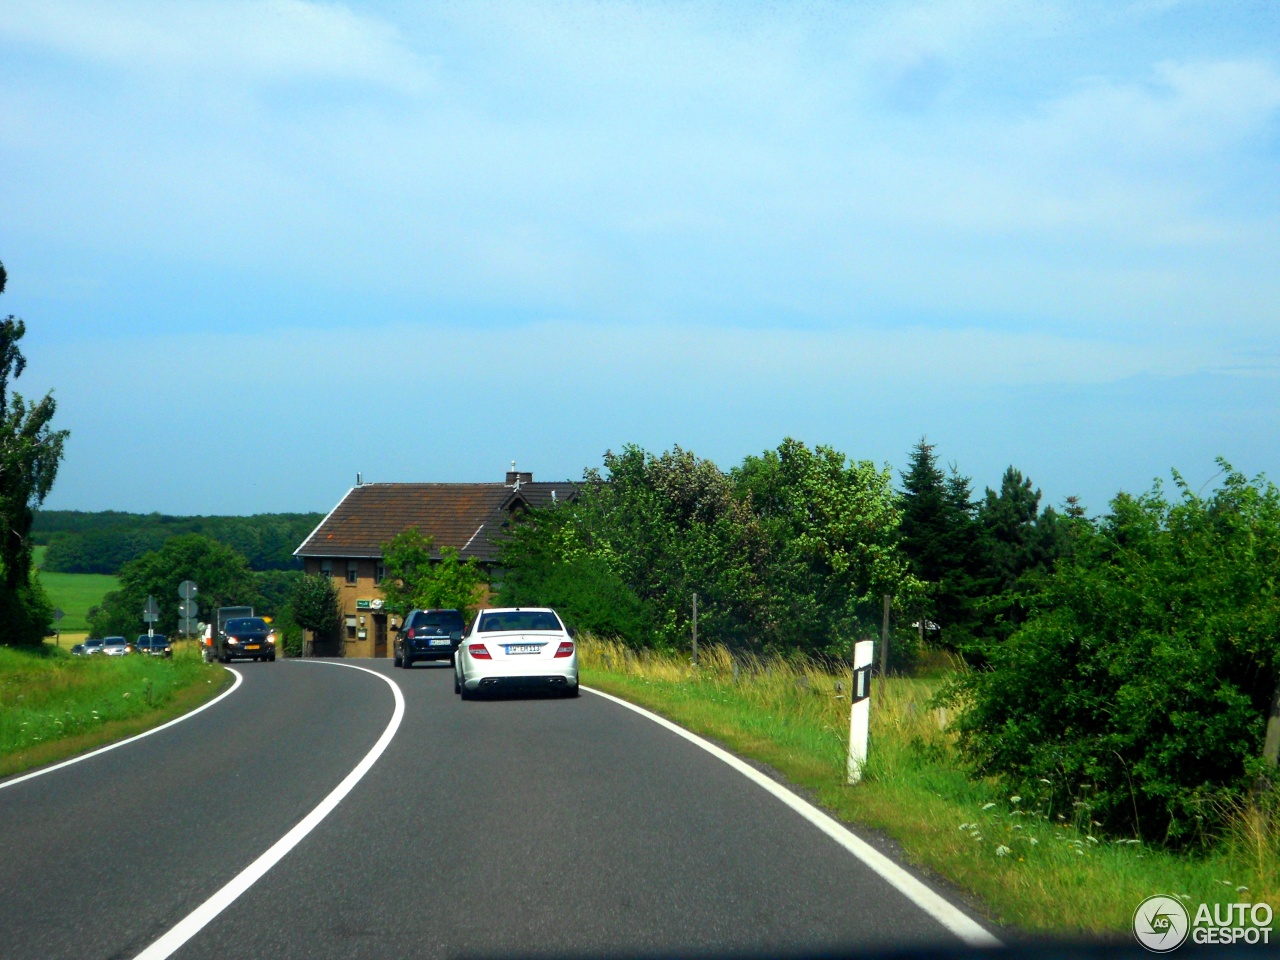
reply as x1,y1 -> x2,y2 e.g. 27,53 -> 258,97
404,645 -> 454,662
470,674 -> 578,693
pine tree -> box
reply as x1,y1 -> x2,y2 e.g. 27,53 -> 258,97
898,439 -> 980,649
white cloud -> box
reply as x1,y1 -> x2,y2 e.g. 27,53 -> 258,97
0,0 -> 432,93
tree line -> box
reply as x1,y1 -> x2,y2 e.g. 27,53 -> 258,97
496,439 -> 1280,847
33,510 -> 324,573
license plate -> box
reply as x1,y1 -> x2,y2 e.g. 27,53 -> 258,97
507,644 -> 541,655
246,644 -> 260,650
429,638 -> 449,646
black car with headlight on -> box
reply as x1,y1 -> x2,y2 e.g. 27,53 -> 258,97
395,608 -> 465,668
215,617 -> 277,663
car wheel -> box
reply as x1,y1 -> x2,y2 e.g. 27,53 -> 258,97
567,683 -> 580,698
268,655 -> 276,662
394,652 -> 402,667
459,678 -> 472,700
403,657 -> 412,669
454,671 -> 461,694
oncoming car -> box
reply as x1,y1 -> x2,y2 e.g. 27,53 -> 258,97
216,617 -> 276,663
102,636 -> 131,656
454,607 -> 578,699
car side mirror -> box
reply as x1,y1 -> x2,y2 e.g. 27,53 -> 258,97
568,626 -> 577,639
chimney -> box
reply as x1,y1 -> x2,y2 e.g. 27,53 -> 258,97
506,470 -> 533,486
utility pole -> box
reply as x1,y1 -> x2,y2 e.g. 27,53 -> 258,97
1265,677 -> 1280,768
691,592 -> 698,666
879,594 -> 891,677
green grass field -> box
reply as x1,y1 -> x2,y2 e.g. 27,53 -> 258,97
33,545 -> 119,633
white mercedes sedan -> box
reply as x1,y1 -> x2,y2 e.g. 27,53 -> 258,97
454,607 -> 579,699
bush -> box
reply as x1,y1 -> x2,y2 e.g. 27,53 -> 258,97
939,464 -> 1280,847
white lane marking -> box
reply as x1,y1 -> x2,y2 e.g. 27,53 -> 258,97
583,686 -> 1002,948
132,661 -> 404,960
0,667 -> 244,792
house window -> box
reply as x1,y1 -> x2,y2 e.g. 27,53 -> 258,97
346,560 -> 359,585
346,615 -> 357,640
320,560 -> 332,579
374,562 -> 386,584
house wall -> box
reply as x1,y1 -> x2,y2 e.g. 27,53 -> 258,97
303,556 -> 388,658
301,556 -> 494,658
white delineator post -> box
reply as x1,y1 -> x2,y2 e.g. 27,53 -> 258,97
847,639 -> 874,784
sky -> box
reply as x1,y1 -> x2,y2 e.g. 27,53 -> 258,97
1,0 -> 1277,517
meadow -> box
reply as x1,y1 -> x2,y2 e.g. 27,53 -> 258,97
579,638 -> 1279,937
33,545 -> 118,634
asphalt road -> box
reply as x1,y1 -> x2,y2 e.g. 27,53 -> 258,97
0,659 -> 994,959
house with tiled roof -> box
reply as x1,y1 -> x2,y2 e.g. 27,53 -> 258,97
294,469 -> 577,657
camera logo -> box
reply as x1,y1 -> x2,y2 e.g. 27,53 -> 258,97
1134,895 -> 1190,952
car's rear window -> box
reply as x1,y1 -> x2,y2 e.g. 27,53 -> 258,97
411,611 -> 464,632
225,618 -> 268,632
478,611 -> 562,633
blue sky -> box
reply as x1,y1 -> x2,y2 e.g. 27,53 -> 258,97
1,0 -> 1277,516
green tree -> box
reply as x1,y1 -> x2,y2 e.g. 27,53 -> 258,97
941,462 -> 1280,846
290,573 -> 342,648
0,260 -> 69,645
88,534 -> 257,639
896,438 -> 982,651
379,531 -> 487,621
736,438 -> 912,657
496,499 -> 652,643
971,466 -> 1071,648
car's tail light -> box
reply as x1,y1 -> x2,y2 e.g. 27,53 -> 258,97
469,643 -> 491,659
554,641 -> 574,658
406,628 -> 415,639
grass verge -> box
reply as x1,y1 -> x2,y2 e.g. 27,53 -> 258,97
0,644 -> 232,779
581,639 -> 1279,937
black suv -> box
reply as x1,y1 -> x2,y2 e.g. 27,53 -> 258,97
395,609 -> 465,668
216,617 -> 276,663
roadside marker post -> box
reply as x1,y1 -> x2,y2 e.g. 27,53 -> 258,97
847,639 -> 874,784
691,592 -> 698,666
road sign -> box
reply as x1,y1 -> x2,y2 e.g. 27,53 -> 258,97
179,599 -> 198,619
143,596 -> 160,624
178,616 -> 199,636
178,580 -> 198,600
52,608 -> 64,623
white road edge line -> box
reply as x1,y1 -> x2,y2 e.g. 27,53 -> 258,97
583,685 -> 1002,948
0,667 -> 245,792
132,661 -> 405,960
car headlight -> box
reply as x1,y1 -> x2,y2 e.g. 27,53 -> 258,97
267,634 -> 277,644
227,636 -> 240,645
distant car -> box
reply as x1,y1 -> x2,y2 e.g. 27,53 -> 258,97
394,608 -> 465,669
215,617 -> 276,663
454,607 -> 578,699
102,636 -> 131,657
81,638 -> 105,656
136,634 -> 172,657
69,642 -> 85,656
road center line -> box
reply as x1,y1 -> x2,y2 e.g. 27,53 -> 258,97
0,667 -> 244,792
583,685 -> 1002,948
132,661 -> 405,960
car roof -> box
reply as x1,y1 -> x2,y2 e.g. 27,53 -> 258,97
476,607 -> 556,614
